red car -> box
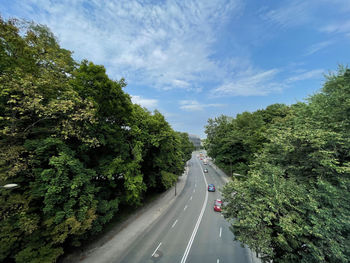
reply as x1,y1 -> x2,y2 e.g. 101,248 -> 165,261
214,199 -> 222,212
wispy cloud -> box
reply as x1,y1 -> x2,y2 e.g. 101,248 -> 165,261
211,68 -> 281,97
328,0 -> 350,12
131,95 -> 158,109
261,1 -> 310,29
4,0 -> 295,98
287,69 -> 324,83
179,100 -> 225,111
321,20 -> 350,36
10,0 -> 242,91
305,41 -> 333,56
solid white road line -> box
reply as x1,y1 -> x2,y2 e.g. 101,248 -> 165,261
190,196 -> 192,201
219,227 -> 222,237
151,243 -> 162,257
171,219 -> 178,228
180,158 -> 209,263
184,205 -> 188,211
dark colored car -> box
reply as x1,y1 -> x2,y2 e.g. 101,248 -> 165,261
214,199 -> 222,212
208,184 -> 215,192
204,168 -> 208,173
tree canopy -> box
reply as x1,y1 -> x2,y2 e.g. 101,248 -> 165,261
0,17 -> 194,262
205,68 -> 350,262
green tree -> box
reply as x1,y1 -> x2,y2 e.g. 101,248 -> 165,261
0,17 -> 98,262
69,60 -> 144,234
222,68 -> 350,262
130,106 -> 185,191
177,132 -> 195,162
0,16 -> 193,262
205,110 -> 270,175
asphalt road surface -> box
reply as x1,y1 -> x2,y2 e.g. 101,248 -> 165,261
119,153 -> 254,263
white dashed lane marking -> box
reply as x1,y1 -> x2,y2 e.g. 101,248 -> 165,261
171,219 -> 178,228
151,243 -> 162,257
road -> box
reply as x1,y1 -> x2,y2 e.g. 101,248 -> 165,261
119,152 -> 255,263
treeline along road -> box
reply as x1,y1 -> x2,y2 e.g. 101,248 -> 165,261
0,17 -> 194,263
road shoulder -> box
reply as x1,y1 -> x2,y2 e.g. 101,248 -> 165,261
62,165 -> 189,263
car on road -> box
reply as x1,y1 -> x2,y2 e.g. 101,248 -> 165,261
204,168 -> 208,173
208,184 -> 215,192
214,199 -> 222,212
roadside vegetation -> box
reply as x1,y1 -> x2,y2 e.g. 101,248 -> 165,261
0,17 -> 194,263
205,68 -> 350,262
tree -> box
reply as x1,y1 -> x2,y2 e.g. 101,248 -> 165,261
204,110 -> 270,175
0,16 -> 194,262
222,68 -> 350,262
0,17 -> 98,262
130,106 -> 185,192
177,132 -> 195,162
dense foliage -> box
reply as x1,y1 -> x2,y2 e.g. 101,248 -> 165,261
0,17 -> 194,262
204,103 -> 289,175
205,68 -> 350,262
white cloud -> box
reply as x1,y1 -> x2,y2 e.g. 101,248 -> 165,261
211,69 -> 281,97
15,0 -> 242,91
321,20 -> 350,36
131,95 -> 158,109
305,41 -> 333,56
261,1 -> 310,29
260,0 -> 350,31
180,100 -> 203,111
179,100 -> 225,111
287,69 -> 324,82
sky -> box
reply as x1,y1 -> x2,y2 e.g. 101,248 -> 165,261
2,0 -> 350,138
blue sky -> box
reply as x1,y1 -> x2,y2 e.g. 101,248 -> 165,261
2,0 -> 350,138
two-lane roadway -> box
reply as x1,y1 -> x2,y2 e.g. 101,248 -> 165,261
119,152 -> 254,263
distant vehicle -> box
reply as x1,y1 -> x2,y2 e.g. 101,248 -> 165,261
204,168 -> 208,173
203,160 -> 207,165
208,184 -> 215,192
214,199 -> 222,212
